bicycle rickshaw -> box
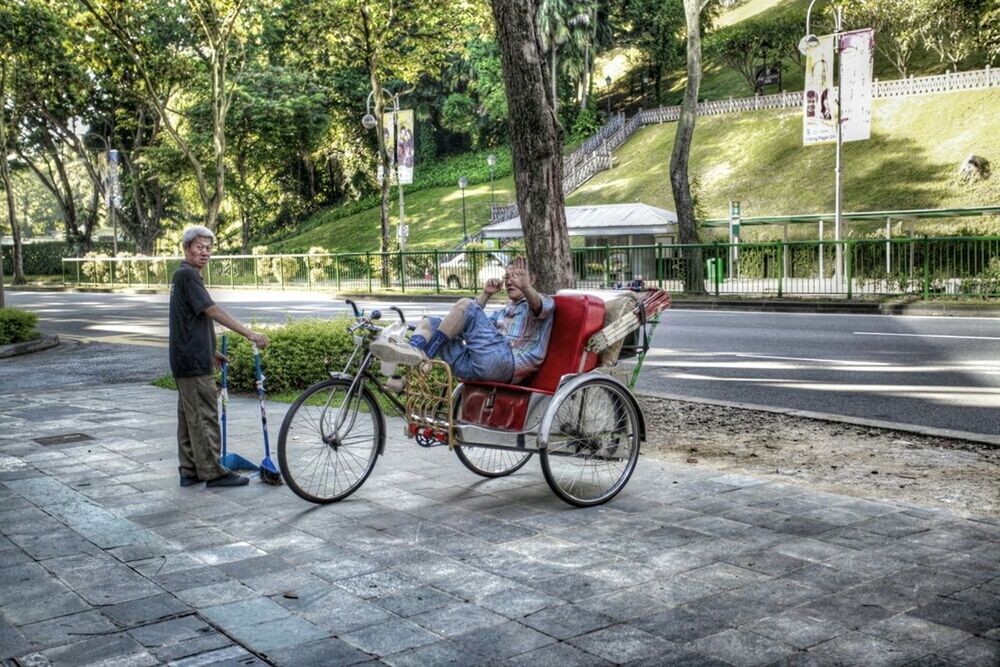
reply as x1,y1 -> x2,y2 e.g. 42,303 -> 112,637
276,289 -> 671,507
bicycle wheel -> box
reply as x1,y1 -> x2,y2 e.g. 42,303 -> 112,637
455,446 -> 533,478
539,377 -> 640,507
278,378 -> 383,504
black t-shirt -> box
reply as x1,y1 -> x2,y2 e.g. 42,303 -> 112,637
169,262 -> 216,377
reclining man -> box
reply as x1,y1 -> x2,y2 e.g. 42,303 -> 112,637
372,257 -> 555,383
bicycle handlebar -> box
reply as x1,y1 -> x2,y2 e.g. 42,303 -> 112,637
345,299 -> 361,318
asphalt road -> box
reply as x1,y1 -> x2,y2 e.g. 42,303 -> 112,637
4,289 -> 999,439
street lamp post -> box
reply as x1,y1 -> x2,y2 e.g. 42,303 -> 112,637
486,154 -> 497,209
605,76 -> 612,116
107,149 -> 121,257
800,0 -> 845,287
458,176 -> 468,243
361,86 -> 411,251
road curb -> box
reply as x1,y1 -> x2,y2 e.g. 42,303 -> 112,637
0,333 -> 61,359
637,389 -> 1000,447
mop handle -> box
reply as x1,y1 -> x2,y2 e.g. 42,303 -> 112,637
252,345 -> 271,455
220,335 -> 228,455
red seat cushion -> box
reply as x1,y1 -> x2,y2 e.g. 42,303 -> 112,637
525,293 -> 606,393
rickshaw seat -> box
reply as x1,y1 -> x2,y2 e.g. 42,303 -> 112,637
460,293 -> 606,431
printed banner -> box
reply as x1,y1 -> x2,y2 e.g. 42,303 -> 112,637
396,109 -> 414,185
803,34 -> 836,145
839,28 -> 875,142
381,112 -> 395,167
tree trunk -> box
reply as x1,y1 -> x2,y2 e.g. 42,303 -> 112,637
491,0 -> 572,293
550,47 -> 559,118
0,62 -> 17,295
359,5 -> 392,287
669,0 -> 708,295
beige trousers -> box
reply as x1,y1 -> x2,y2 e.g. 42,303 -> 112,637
176,375 -> 227,481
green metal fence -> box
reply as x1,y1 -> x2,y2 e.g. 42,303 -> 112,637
62,236 -> 1000,298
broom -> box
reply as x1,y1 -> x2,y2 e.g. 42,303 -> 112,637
219,335 -> 259,472
252,345 -> 283,485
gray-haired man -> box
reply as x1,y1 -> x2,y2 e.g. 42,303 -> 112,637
169,226 -> 269,488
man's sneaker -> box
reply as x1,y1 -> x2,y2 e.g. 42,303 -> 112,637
370,338 -> 426,366
206,472 -> 250,488
179,474 -> 200,487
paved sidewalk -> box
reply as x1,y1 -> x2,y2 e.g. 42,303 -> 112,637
1,384 -> 998,666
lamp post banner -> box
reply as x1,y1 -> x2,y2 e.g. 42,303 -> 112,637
396,109 -> 414,185
381,112 -> 396,166
839,28 -> 875,143
803,34 -> 836,145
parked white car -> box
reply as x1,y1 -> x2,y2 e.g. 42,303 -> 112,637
439,251 -> 509,289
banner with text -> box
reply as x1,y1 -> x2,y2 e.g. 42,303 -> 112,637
839,28 -> 875,142
803,34 -> 836,145
396,109 -> 414,185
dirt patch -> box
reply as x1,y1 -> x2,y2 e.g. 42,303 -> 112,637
638,396 -> 1000,518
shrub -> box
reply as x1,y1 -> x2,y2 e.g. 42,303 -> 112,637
306,247 -> 333,284
0,308 -> 40,345
570,107 -> 602,142
221,317 -> 364,394
81,252 -> 110,283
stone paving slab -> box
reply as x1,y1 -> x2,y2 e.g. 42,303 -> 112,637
1,384 -> 998,666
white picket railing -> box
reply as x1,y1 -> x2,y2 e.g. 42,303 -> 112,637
491,66 -> 997,224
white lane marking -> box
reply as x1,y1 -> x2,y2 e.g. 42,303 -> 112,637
734,352 -> 885,365
640,359 -> 1000,375
665,372 -> 1000,407
853,331 -> 1000,341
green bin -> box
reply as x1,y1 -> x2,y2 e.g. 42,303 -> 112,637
705,258 -> 724,282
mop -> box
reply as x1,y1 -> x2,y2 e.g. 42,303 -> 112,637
252,345 -> 283,485
218,335 -> 259,471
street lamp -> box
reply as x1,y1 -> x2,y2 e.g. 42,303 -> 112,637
641,73 -> 650,108
486,154 -> 497,208
758,40 -> 771,93
799,0 -> 845,287
361,86 -> 412,251
458,176 -> 468,243
605,76 -> 612,116
107,149 -> 121,257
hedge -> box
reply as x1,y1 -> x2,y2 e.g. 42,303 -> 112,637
2,241 -> 123,276
220,317 -> 372,395
0,308 -> 39,345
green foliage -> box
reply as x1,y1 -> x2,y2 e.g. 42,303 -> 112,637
306,246 -> 332,283
441,93 -> 478,139
150,375 -> 177,390
570,107 -> 602,141
0,308 -> 39,345
1,242 -> 118,276
221,318 -> 358,395
705,13 -> 802,92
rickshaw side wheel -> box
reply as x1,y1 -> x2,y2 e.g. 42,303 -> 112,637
455,446 -> 533,478
538,376 -> 641,507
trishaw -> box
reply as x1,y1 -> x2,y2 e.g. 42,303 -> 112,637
276,289 -> 670,507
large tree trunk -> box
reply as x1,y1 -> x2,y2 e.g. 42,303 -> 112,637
0,63 -> 16,297
491,0 -> 572,293
669,0 -> 708,295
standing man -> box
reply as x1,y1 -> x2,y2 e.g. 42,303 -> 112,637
170,226 -> 269,488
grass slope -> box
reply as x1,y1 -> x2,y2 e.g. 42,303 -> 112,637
272,176 -> 518,253
279,90 -> 999,253
569,88 -> 1000,231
